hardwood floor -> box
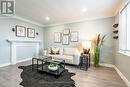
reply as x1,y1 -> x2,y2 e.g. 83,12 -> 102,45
0,61 -> 127,87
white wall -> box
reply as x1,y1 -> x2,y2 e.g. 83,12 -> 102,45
44,17 -> 115,64
0,18 -> 44,65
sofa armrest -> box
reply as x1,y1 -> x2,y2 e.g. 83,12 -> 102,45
73,50 -> 80,65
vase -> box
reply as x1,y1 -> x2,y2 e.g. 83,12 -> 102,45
94,45 -> 100,67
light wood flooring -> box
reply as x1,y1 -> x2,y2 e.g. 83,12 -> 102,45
0,61 -> 127,87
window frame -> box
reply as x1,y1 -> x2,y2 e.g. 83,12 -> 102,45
119,1 -> 130,56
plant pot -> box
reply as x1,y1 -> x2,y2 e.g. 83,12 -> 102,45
48,66 -> 58,71
94,64 -> 100,67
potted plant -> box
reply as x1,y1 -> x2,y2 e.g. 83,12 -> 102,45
48,63 -> 59,71
92,34 -> 106,67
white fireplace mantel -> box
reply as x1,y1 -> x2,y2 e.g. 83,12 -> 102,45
7,39 -> 42,65
7,39 -> 42,43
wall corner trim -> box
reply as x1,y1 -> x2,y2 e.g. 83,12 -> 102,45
114,66 -> 130,87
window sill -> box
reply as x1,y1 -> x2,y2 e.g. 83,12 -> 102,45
118,50 -> 130,57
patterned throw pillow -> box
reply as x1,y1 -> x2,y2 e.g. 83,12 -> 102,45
50,47 -> 60,55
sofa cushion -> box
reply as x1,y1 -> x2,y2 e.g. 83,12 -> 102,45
63,48 -> 77,55
48,55 -> 73,59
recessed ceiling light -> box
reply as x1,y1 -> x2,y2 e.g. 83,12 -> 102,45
82,8 -> 87,12
45,17 -> 50,21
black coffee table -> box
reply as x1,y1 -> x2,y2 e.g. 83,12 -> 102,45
32,56 -> 65,76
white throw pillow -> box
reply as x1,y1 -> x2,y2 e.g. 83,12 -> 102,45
47,47 -> 51,54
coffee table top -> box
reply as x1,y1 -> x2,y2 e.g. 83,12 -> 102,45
34,56 -> 65,64
46,58 -> 65,64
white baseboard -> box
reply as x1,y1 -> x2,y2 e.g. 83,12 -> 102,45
16,58 -> 32,63
114,66 -> 130,87
0,63 -> 11,67
100,63 -> 115,68
0,58 -> 32,67
90,62 -> 114,68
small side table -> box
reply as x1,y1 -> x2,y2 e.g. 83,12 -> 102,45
79,53 -> 91,70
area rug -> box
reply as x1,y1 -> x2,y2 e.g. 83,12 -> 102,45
18,65 -> 76,87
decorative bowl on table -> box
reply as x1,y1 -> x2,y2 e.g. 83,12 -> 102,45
48,63 -> 59,71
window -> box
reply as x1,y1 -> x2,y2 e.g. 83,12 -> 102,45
119,2 -> 130,56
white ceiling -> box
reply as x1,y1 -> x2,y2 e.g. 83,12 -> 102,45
15,0 -> 122,26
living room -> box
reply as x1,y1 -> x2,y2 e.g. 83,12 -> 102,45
0,0 -> 130,87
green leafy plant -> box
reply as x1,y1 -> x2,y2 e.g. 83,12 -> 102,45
49,63 -> 59,67
92,34 -> 106,67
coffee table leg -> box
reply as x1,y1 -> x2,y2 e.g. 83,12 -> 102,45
64,61 -> 65,69
63,60 -> 65,70
86,57 -> 88,71
32,58 -> 34,71
42,60 -> 43,71
89,54 -> 91,67
37,60 -> 38,71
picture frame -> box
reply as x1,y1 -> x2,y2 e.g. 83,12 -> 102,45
54,32 -> 61,43
27,28 -> 35,38
63,29 -> 70,35
62,35 -> 69,45
70,31 -> 78,42
16,25 -> 26,37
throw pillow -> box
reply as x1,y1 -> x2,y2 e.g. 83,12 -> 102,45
50,47 -> 60,55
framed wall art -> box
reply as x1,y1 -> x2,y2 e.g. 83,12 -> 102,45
16,25 -> 26,37
54,32 -> 61,43
27,28 -> 35,38
63,29 -> 70,35
70,31 -> 78,42
62,35 -> 69,45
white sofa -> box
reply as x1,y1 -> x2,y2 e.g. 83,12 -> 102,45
46,47 -> 80,65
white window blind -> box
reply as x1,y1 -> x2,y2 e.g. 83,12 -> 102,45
127,3 -> 130,51
119,2 -> 130,55
120,9 -> 127,51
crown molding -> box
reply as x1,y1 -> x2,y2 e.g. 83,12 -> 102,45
0,14 -> 44,27
114,0 -> 130,16
44,14 -> 114,27
13,15 -> 44,27
1,14 -> 114,28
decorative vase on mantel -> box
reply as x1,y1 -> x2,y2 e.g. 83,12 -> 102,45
92,34 -> 106,67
